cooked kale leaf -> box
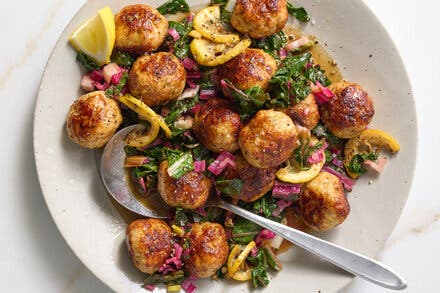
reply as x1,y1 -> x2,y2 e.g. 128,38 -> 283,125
157,0 -> 189,14
76,52 -> 100,71
287,3 -> 310,22
348,153 -> 379,175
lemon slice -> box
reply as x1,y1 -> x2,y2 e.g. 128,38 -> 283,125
276,158 -> 325,184
193,6 -> 239,43
125,123 -> 160,148
118,94 -> 172,138
69,7 -> 115,66
190,38 -> 251,66
344,129 -> 400,179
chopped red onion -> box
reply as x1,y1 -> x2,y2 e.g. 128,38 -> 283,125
186,71 -> 202,79
81,75 -> 95,92
220,79 -> 232,99
174,243 -> 183,259
182,58 -> 197,70
168,28 -> 180,41
103,63 -> 122,84
331,157 -> 344,168
285,36 -> 311,52
311,81 -> 334,104
110,70 -> 124,85
199,89 -> 216,100
322,166 -> 355,192
364,156 -> 388,173
250,245 -> 258,257
272,200 -> 293,217
329,148 -> 341,155
272,181 -> 301,199
186,79 -> 198,88
208,151 -> 236,176
186,12 -> 194,23
279,48 -> 288,60
95,81 -> 110,90
144,284 -> 155,291
194,207 -> 207,216
191,104 -> 201,114
194,160 -> 206,172
89,70 -> 104,82
178,85 -> 200,100
181,276 -> 197,293
308,141 -> 329,164
255,229 -> 276,246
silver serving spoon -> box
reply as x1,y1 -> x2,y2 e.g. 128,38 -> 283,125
101,125 -> 407,290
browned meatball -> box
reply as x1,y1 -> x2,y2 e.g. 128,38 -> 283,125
280,94 -> 320,130
320,81 -> 375,139
128,52 -> 186,107
223,155 -> 277,202
299,172 -> 350,231
218,48 -> 277,91
192,98 -> 242,153
231,0 -> 288,39
158,161 -> 213,209
126,218 -> 172,274
239,110 -> 299,168
185,222 -> 228,278
114,4 -> 168,54
66,91 -> 122,149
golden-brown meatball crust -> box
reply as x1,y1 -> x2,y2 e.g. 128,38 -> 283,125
224,155 -> 277,202
231,0 -> 288,39
239,110 -> 299,168
158,161 -> 213,209
279,94 -> 320,130
114,4 -> 168,54
299,172 -> 350,231
193,98 -> 242,153
218,48 -> 277,91
128,52 -> 186,107
185,222 -> 228,278
320,81 -> 375,139
66,91 -> 122,149
126,218 -> 173,274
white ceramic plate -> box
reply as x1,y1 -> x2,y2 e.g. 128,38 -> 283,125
33,0 -> 417,292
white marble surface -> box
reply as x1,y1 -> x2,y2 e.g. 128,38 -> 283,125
0,0 -> 438,292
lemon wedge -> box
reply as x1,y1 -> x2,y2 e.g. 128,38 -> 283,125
190,38 -> 251,66
118,94 -> 172,138
69,7 -> 115,66
344,129 -> 400,179
193,5 -> 239,43
276,136 -> 325,184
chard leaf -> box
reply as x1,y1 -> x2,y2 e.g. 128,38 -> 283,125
157,0 -> 189,15
287,3 -> 310,22
167,151 -> 194,179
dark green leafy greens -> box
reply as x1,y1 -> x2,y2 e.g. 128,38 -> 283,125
269,52 -> 330,107
167,150 -> 194,179
216,179 -> 243,196
293,139 -> 324,171
168,19 -> 193,59
105,72 -> 128,97
247,247 -> 282,288
157,0 -> 189,14
143,270 -> 185,286
253,31 -> 287,55
251,194 -> 278,218
76,52 -> 100,71
286,3 -> 310,22
221,80 -> 269,120
111,51 -> 135,68
164,97 -> 198,125
348,153 -> 379,175
231,217 -> 261,244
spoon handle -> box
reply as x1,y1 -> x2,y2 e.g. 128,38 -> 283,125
217,200 -> 407,290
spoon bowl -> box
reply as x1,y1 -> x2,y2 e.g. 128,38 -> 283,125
100,124 -> 407,290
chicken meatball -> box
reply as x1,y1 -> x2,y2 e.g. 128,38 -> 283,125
231,0 -> 288,39
218,48 -> 277,91
280,94 -> 320,130
239,110 -> 299,168
224,155 -> 277,202
128,52 -> 186,107
158,161 -> 213,209
66,91 -> 122,149
299,172 -> 350,231
114,4 -> 168,54
320,81 -> 375,139
192,98 -> 242,153
185,222 -> 228,278
126,218 -> 173,274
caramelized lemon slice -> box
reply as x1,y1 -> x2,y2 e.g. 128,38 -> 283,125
344,129 -> 400,179
190,38 -> 251,66
193,5 -> 239,43
69,7 -> 115,66
118,94 -> 172,138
